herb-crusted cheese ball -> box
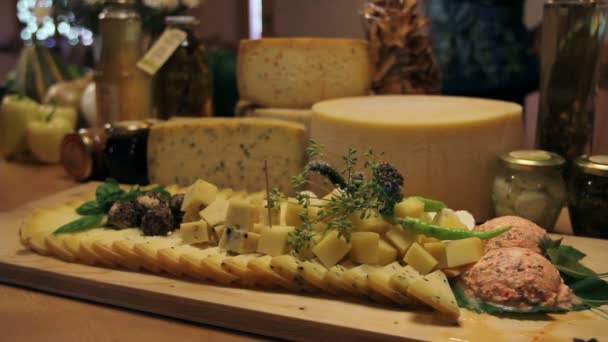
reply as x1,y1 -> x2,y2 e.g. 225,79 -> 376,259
147,118 -> 307,195
237,38 -> 372,108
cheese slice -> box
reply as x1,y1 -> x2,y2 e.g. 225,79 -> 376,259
311,95 -> 523,220
147,118 -> 307,195
237,38 -> 371,108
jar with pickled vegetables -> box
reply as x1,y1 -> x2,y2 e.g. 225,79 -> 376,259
568,155 -> 608,239
492,150 -> 566,230
153,16 -> 213,119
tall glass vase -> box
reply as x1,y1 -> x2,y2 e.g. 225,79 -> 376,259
536,0 -> 608,176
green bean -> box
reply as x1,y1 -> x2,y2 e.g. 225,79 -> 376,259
392,216 -> 511,240
410,196 -> 447,212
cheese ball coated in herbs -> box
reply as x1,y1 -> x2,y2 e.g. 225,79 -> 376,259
476,216 -> 547,253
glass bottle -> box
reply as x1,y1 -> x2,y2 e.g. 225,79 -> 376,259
95,0 -> 152,126
492,150 -> 566,231
153,16 -> 213,119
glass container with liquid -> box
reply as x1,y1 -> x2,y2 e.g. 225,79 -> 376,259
95,0 -> 152,126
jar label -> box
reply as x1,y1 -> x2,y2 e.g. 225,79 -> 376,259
137,28 -> 187,75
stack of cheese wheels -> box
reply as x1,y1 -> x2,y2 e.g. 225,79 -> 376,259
237,38 -> 372,135
311,95 -> 524,221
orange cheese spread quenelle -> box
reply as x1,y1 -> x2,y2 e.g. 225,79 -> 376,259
311,95 -> 524,221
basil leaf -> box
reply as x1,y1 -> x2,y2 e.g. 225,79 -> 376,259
76,200 -> 103,215
53,214 -> 105,234
559,245 -> 587,261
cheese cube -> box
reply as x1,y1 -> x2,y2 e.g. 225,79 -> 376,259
433,208 -> 468,229
423,241 -> 448,269
256,225 -> 295,256
312,231 -> 351,268
225,198 -> 259,231
407,270 -> 460,318
219,227 -> 260,254
284,198 -> 304,227
181,179 -> 218,212
384,226 -> 417,256
393,197 -> 425,219
351,211 -> 390,234
296,234 -> 321,260
445,237 -> 484,268
147,118 -> 307,195
349,232 -> 380,264
237,38 -> 371,108
199,197 -> 229,227
257,200 -> 281,227
178,220 -> 210,245
389,265 -> 422,293
403,242 -> 438,274
181,206 -> 202,223
376,239 -> 398,265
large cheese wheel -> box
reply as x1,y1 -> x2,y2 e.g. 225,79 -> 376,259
147,118 -> 307,195
311,96 -> 524,221
237,38 -> 371,108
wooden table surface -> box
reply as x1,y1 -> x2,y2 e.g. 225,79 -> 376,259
0,160 -> 268,342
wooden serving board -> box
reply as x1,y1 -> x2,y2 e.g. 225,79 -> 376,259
1,184 -> 607,342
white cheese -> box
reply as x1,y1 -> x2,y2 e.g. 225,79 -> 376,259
311,95 -> 523,221
147,118 -> 307,195
237,38 -> 371,108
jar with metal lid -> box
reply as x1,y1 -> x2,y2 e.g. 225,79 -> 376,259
568,155 -> 608,239
104,120 -> 151,185
60,128 -> 109,181
492,150 -> 567,230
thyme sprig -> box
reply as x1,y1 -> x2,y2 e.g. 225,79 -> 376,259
287,141 -> 404,252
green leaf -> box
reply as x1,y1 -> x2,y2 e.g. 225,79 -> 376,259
53,214 -> 105,234
410,196 -> 446,212
75,200 -> 103,215
559,245 -> 587,261
546,248 -> 597,279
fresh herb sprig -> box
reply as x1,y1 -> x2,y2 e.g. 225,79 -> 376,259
53,179 -> 170,234
287,141 -> 404,252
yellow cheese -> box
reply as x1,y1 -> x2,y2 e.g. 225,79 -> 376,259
384,226 -> 417,257
178,220 -> 210,245
393,197 -> 425,219
351,210 -> 391,234
225,198 -> 259,231
403,242 -> 438,274
147,118 -> 307,195
407,270 -> 460,318
237,38 -> 371,108
445,237 -> 484,268
256,225 -> 294,256
247,106 -> 313,136
312,230 -> 351,268
376,239 -> 398,266
349,232 -> 380,264
181,179 -> 218,212
311,96 -> 523,220
423,241 -> 448,269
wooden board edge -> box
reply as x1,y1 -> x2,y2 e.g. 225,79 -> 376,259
0,260 -> 419,342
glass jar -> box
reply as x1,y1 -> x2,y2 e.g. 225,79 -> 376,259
153,16 -> 213,119
95,0 -> 152,126
104,120 -> 151,185
492,150 -> 566,230
60,128 -> 109,181
568,155 -> 608,239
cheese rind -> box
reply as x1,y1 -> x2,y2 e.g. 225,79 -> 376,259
237,38 -> 371,108
311,95 -> 523,220
147,118 -> 307,195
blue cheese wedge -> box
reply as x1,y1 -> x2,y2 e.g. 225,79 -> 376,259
147,118 -> 307,195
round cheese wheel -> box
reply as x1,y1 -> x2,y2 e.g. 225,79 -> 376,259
237,38 -> 371,108
311,95 -> 524,221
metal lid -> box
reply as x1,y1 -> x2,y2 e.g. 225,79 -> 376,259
165,16 -> 199,26
105,120 -> 151,135
575,155 -> 608,176
105,0 -> 136,4
61,131 -> 95,181
499,149 -> 566,171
